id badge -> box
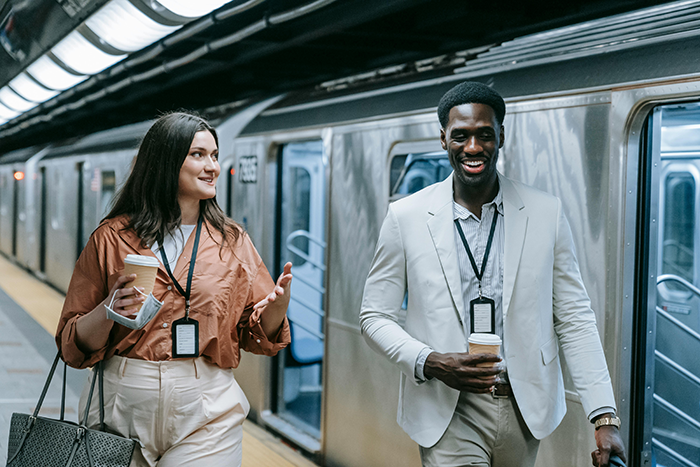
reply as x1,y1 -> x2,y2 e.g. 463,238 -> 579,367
469,297 -> 495,334
172,317 -> 199,358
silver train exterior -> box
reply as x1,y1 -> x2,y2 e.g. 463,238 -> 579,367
2,2 -> 700,466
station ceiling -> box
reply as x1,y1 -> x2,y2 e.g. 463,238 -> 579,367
0,0 -> 674,152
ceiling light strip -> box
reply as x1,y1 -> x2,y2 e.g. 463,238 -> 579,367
25,56 -> 89,92
8,74 -> 59,103
51,30 -> 127,75
0,87 -> 38,112
86,0 -> 182,53
0,103 -> 20,120
128,0 -> 191,26
77,24 -> 130,56
46,51 -> 88,78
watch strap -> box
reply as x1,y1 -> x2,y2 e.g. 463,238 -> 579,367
594,416 -> 621,430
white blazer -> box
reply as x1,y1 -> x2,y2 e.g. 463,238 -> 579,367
360,173 -> 616,447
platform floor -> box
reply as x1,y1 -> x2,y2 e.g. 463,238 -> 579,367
0,254 -> 317,467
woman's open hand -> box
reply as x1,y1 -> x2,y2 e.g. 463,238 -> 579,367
254,262 -> 293,337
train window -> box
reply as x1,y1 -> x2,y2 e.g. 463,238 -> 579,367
661,172 -> 695,292
287,167 -> 311,266
390,151 -> 451,199
100,170 -> 116,217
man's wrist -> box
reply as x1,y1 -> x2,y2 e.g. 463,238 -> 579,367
423,351 -> 439,380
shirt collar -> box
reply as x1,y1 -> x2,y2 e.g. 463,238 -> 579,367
453,186 -> 504,221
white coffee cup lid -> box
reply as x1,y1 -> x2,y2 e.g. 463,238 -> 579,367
468,333 -> 502,345
124,254 -> 160,268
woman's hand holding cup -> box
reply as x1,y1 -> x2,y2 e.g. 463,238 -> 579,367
107,274 -> 146,318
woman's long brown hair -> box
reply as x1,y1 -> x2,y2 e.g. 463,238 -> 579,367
106,111 -> 241,253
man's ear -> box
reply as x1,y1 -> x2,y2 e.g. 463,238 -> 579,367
499,125 -> 505,149
440,128 -> 447,150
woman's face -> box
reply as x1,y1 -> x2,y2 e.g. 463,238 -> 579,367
178,130 -> 220,203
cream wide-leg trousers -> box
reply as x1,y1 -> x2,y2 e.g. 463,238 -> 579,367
79,356 -> 249,467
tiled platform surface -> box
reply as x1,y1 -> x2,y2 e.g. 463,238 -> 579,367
0,284 -> 85,464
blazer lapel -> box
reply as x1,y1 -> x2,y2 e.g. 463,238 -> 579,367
426,174 -> 466,328
499,175 -> 528,321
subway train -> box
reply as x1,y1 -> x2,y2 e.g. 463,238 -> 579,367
2,1 -> 700,466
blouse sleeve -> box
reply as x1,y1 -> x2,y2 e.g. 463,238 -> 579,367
237,241 -> 291,356
55,229 -> 111,369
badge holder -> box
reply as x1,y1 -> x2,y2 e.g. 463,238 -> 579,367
172,301 -> 199,359
470,293 -> 496,334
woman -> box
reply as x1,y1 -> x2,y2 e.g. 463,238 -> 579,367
55,112 -> 292,466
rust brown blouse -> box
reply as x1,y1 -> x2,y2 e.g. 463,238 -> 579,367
56,215 -> 290,369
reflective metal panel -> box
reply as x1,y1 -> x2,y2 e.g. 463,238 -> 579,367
0,168 -> 13,255
502,100 -> 613,466
42,158 -> 80,292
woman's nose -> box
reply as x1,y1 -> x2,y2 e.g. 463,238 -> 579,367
204,154 -> 218,169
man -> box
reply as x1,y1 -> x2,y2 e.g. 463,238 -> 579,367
360,81 -> 626,467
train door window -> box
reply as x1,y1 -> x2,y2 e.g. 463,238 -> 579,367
100,170 -> 116,217
389,148 -> 449,318
389,150 -> 451,200
637,103 -> 700,467
274,140 -> 326,445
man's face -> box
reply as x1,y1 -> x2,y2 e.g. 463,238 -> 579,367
440,103 -> 504,192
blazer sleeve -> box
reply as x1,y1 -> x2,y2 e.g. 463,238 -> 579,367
360,204 -> 432,385
551,199 -> 617,416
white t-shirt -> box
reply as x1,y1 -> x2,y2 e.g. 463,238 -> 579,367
151,225 -> 196,268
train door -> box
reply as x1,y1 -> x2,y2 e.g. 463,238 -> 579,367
273,140 -> 327,446
637,103 -> 700,467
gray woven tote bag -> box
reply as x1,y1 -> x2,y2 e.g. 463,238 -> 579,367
5,353 -> 136,466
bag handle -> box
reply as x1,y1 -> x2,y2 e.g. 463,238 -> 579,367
33,352 -> 106,429
82,360 -> 105,428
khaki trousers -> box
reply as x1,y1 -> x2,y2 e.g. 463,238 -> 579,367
79,356 -> 249,467
420,391 -> 540,467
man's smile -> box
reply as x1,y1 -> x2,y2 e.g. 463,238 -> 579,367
460,158 -> 487,175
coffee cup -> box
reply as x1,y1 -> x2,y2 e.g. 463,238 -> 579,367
468,333 -> 502,368
123,254 -> 160,313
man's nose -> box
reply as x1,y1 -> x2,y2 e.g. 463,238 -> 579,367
465,136 -> 482,154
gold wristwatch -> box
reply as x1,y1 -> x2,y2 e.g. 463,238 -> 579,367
594,416 -> 621,430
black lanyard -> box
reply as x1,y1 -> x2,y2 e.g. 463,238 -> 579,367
454,209 -> 499,297
160,215 -> 203,320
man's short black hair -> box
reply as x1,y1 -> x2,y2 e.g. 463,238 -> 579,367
437,81 -> 506,128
